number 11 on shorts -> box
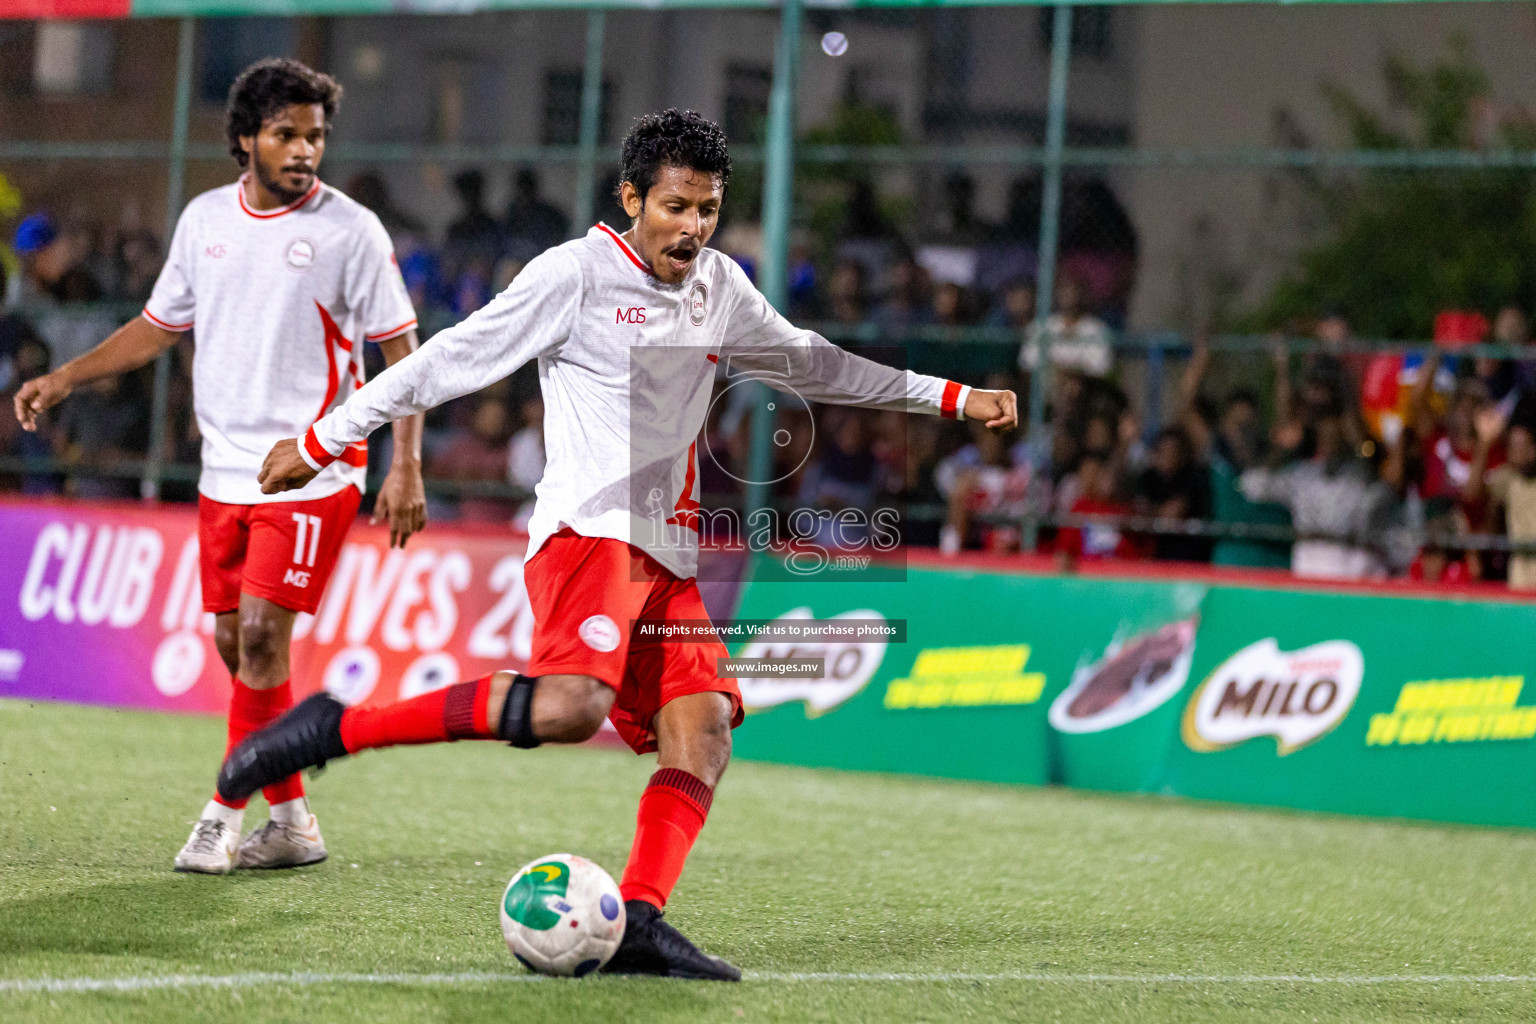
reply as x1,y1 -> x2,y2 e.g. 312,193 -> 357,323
291,512 -> 323,568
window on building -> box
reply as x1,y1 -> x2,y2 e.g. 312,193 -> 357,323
198,18 -> 296,105
723,63 -> 772,144
541,69 -> 613,146
33,22 -> 114,96
1038,8 -> 1114,61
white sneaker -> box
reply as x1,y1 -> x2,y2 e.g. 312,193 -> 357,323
236,814 -> 328,869
174,818 -> 240,874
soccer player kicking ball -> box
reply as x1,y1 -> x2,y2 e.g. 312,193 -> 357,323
220,109 -> 1017,979
14,59 -> 426,874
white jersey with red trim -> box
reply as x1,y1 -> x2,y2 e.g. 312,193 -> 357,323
304,224 -> 970,578
144,175 -> 417,504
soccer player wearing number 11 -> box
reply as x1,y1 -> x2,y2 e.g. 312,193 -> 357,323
222,109 -> 1019,979
14,59 -> 427,875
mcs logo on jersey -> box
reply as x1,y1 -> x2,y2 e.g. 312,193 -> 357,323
616,307 -> 647,324
282,568 -> 311,588
1182,638 -> 1363,755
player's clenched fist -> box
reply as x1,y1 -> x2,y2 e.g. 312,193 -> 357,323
12,372 -> 73,432
963,388 -> 1019,433
258,438 -> 320,494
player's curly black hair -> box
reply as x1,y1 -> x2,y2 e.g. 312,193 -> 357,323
225,58 -> 343,168
619,109 -> 732,205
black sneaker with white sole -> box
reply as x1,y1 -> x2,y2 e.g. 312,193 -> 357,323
217,692 -> 349,805
602,900 -> 741,981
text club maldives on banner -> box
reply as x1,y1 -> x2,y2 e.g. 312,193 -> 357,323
0,498 -> 534,714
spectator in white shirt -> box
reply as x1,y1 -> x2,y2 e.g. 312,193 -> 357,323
1019,272 -> 1113,379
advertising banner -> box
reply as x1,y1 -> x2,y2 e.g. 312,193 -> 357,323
730,555 -> 1536,829
0,498 -> 539,715
730,563 -> 1203,786
1163,585 -> 1536,829
8,498 -> 1535,830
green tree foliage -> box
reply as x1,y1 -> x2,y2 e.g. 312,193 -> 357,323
1258,42 -> 1536,339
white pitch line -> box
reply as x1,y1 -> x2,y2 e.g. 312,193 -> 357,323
0,972 -> 543,994
756,972 -> 1536,984
4,970 -> 1536,993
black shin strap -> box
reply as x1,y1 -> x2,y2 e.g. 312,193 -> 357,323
499,674 -> 541,749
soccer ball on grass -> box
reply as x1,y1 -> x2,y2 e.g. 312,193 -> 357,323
500,853 -> 626,977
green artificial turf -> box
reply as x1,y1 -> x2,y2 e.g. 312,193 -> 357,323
2,697 -> 1534,1023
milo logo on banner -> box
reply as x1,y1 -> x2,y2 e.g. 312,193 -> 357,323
1182,638 -> 1363,755
736,607 -> 889,716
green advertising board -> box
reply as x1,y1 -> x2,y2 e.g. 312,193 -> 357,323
730,557 -> 1536,829
1163,585 -> 1536,828
730,562 -> 1203,785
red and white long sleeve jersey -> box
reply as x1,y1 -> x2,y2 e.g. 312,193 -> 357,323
144,176 -> 417,504
305,224 -> 970,577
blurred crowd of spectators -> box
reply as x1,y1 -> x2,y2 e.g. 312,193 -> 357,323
4,168 -> 1536,592
355,166 -> 1138,338
928,307 -> 1536,592
357,168 -> 574,327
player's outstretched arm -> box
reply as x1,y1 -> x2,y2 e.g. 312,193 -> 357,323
13,315 -> 179,431
270,247 -> 580,490
370,330 -> 428,547
721,262 -> 1017,432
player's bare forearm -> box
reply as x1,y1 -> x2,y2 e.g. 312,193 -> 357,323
64,315 -> 178,385
13,316 -> 178,431
963,388 -> 1019,433
258,438 -> 319,494
375,330 -> 428,547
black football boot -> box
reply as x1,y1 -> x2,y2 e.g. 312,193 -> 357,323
217,692 -> 349,805
601,900 -> 741,981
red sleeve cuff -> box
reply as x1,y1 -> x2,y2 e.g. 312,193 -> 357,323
301,426 -> 339,470
940,380 -> 963,420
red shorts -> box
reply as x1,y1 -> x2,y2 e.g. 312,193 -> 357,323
524,529 -> 743,754
199,486 -> 361,615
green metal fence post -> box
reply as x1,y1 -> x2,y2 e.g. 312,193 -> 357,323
571,9 -> 607,235
1024,4 -> 1072,549
746,0 -> 803,520
143,16 -> 195,502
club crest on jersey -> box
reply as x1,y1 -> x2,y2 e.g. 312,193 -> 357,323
689,282 -> 708,326
285,237 -> 317,272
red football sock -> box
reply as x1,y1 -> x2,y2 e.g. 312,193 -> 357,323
339,675 -> 498,754
619,768 -> 714,910
214,678 -> 301,810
